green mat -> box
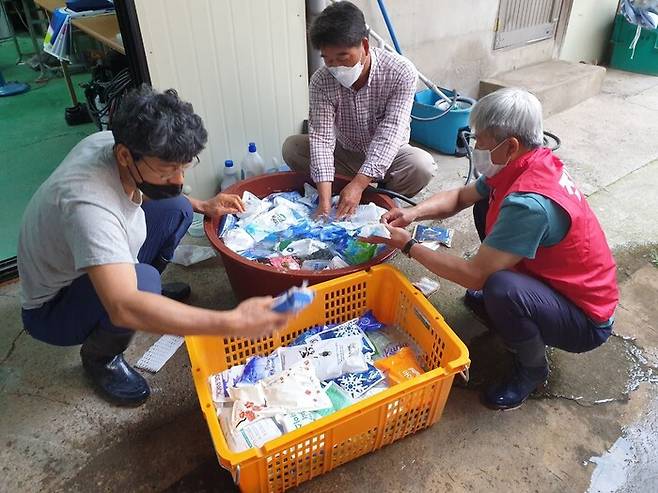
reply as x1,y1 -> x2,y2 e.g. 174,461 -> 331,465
0,36 -> 96,260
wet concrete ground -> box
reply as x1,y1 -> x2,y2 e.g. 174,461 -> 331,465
2,69 -> 658,492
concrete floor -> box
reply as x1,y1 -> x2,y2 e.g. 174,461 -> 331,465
2,69 -> 658,493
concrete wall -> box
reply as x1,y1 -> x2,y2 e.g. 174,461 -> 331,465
560,0 -> 619,65
340,0 -> 561,98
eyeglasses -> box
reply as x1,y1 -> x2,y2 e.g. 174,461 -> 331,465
139,155 -> 200,180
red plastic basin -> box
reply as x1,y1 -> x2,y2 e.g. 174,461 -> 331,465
204,172 -> 397,299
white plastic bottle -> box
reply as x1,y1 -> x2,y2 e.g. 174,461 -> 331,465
221,160 -> 240,191
240,142 -> 265,179
265,157 -> 280,174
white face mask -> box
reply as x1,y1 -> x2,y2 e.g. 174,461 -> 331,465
472,139 -> 510,178
327,56 -> 364,88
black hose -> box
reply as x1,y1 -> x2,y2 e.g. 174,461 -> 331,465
368,186 -> 418,206
460,129 -> 562,185
543,130 -> 561,151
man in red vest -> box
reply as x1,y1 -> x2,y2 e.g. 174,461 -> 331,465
363,88 -> 619,410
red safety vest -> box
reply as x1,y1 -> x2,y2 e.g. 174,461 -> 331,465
485,147 -> 619,324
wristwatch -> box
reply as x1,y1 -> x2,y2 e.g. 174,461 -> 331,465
401,238 -> 419,258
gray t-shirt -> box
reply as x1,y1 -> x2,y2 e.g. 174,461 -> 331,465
18,131 -> 146,309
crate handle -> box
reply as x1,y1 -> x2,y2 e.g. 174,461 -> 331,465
413,307 -> 431,330
233,464 -> 241,486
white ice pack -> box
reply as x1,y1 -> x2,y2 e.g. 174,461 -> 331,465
358,223 -> 391,239
223,227 -> 255,253
219,408 -> 282,452
236,191 -> 270,220
278,336 -> 369,380
209,364 -> 245,403
244,205 -> 298,242
261,360 -> 332,411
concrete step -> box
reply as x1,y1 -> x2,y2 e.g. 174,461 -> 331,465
479,60 -> 606,117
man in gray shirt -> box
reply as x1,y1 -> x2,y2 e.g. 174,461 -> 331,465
19,86 -> 289,406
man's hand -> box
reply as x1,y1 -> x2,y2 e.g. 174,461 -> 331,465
336,174 -> 371,219
229,296 -> 290,340
381,207 -> 417,228
201,193 -> 245,218
313,200 -> 332,219
359,223 -> 412,250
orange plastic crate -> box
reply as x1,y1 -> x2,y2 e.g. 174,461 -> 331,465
185,265 -> 469,493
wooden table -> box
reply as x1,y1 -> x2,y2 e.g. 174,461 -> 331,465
33,0 -> 125,112
35,0 -> 124,55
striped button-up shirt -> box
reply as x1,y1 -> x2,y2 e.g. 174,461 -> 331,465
308,47 -> 417,183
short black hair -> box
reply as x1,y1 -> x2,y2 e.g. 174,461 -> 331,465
111,84 -> 208,163
310,1 -> 367,50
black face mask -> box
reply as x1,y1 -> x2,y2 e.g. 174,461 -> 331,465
132,160 -> 183,200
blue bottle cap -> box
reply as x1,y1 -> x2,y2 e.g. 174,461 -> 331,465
225,160 -> 234,167
248,142 -> 257,153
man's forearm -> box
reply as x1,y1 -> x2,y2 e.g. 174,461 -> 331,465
409,189 -> 462,221
316,181 -> 333,208
113,291 -> 238,337
409,244 -> 486,290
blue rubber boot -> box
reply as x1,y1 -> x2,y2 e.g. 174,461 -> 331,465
80,327 -> 150,406
483,335 -> 549,410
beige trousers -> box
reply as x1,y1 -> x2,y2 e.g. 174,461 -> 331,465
282,134 -> 434,197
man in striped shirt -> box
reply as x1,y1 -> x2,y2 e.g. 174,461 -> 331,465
282,1 -> 434,218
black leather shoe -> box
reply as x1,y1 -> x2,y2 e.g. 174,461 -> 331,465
482,364 -> 548,410
463,289 -> 494,329
161,282 -> 191,301
80,327 -> 150,406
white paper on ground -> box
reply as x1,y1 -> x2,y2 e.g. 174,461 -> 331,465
171,245 -> 216,266
135,335 -> 185,373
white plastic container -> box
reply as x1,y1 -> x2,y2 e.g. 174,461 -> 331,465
264,157 -> 280,174
240,142 -> 265,179
221,160 -> 240,191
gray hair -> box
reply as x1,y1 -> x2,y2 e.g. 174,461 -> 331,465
469,88 -> 544,149
111,84 -> 208,163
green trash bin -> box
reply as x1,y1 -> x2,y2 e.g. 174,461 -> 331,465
610,14 -> 658,76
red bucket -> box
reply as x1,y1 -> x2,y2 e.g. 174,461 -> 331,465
204,172 -> 397,300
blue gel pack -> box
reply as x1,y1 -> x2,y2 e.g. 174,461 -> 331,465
357,310 -> 384,332
412,224 -> 454,247
218,214 -> 238,238
272,284 -> 315,313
